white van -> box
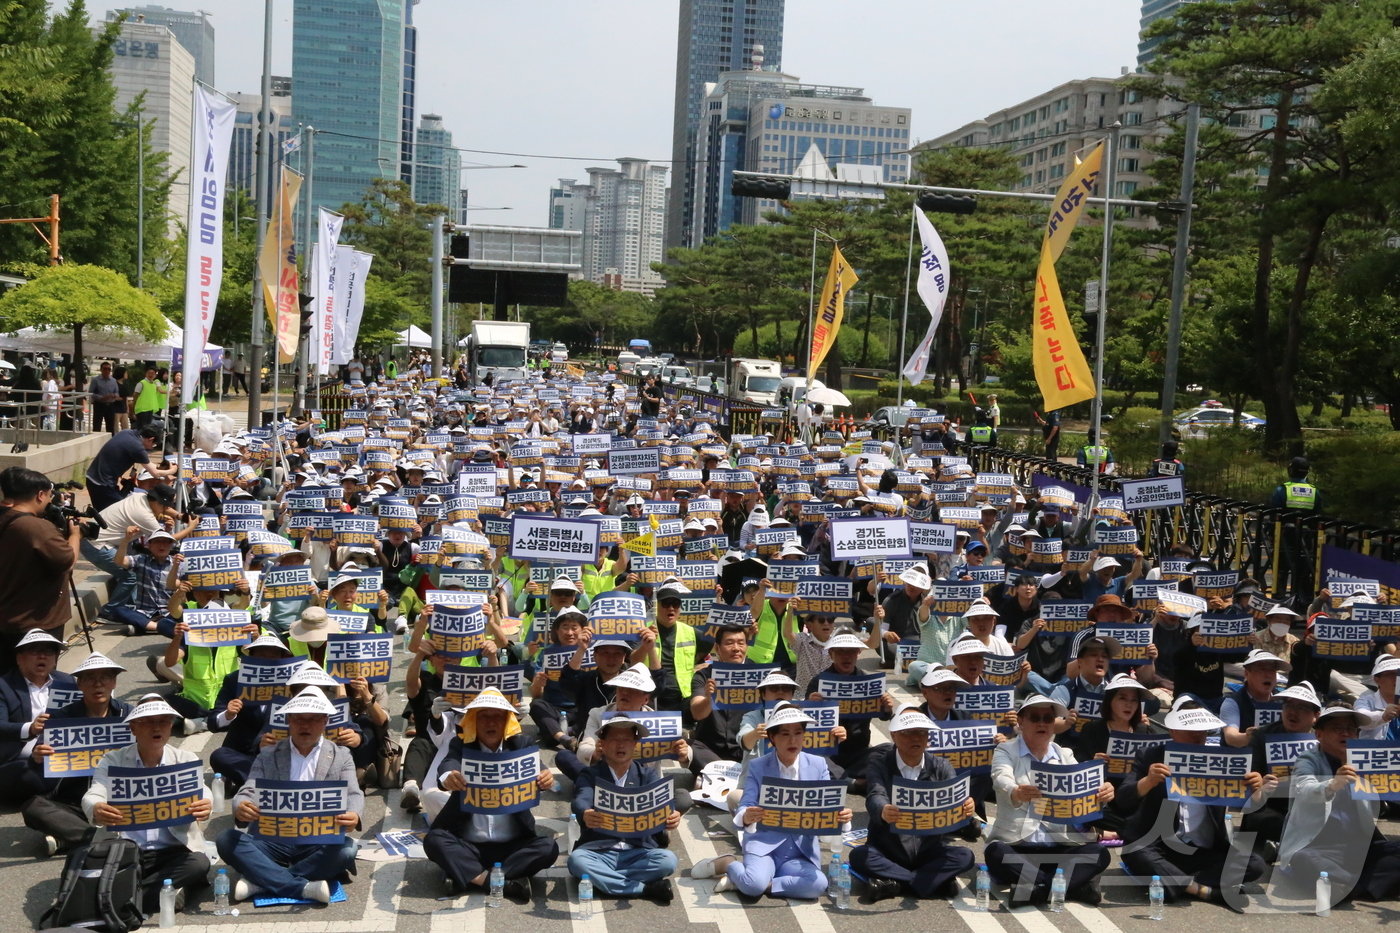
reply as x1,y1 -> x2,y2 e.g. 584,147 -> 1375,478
617,351 -> 641,373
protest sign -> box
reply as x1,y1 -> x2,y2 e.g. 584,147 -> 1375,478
252,780 -> 349,844
437,569 -> 493,593
828,516 -> 912,561
182,608 -> 252,648
324,633 -> 394,683
928,721 -> 998,775
1348,740 -> 1400,801
236,655 -> 301,702
1263,733 -> 1318,780
630,552 -> 678,587
616,711 -> 683,763
457,747 -> 541,814
910,522 -> 958,554
890,775 -> 971,835
815,672 -> 885,719
333,515 -> 378,547
756,778 -> 846,835
1192,571 -> 1240,602
44,718 -> 133,777
265,696 -> 350,741
709,662 -> 778,710
702,603 -> 753,642
326,609 -> 371,633
1039,601 -> 1092,635
1095,622 -> 1152,668
46,685 -> 84,713
183,549 -> 245,590
1120,476 -> 1185,511
262,566 -> 316,602
791,577 -> 852,616
1031,760 -> 1105,824
1164,743 -> 1252,806
1353,604 -> 1400,641
1097,528 -> 1138,557
954,685 -> 1016,730
1197,615 -> 1254,655
1104,731 -> 1169,776
507,514 -> 599,562
929,582 -> 982,616
609,447 -> 661,476
1313,617 -> 1372,661
591,778 -> 674,838
442,664 -> 528,707
588,593 -> 649,638
429,606 -> 488,658
982,652 -> 1027,687
107,761 -> 204,830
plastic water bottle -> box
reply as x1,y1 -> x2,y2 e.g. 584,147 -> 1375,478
1223,812 -> 1234,846
1049,868 -> 1066,913
1316,871 -> 1331,917
576,874 -> 594,921
976,864 -> 992,911
210,773 -> 225,815
212,868 -> 231,916
566,813 -> 580,851
489,862 -> 504,908
1149,875 -> 1165,920
158,879 -> 176,928
832,851 -> 850,910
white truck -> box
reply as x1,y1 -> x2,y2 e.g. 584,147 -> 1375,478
727,358 -> 783,406
466,320 -> 531,384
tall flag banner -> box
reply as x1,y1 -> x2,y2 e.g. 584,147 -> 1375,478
1031,142 -> 1102,411
310,208 -> 345,375
330,244 -> 353,365
807,245 -> 858,383
902,210 -> 951,386
336,249 -> 373,365
180,86 -> 237,406
258,166 -> 304,363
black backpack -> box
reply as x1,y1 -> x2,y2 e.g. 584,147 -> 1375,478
39,833 -> 145,932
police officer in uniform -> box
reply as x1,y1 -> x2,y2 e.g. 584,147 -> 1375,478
1268,457 -> 1320,605
1076,429 -> 1114,475
1148,441 -> 1184,478
967,409 -> 997,469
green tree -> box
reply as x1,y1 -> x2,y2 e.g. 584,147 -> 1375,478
339,178 -> 445,307
0,262 -> 167,374
149,189 -> 258,347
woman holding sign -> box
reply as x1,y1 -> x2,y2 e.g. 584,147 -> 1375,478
692,703 -> 852,900
83,698 -> 212,915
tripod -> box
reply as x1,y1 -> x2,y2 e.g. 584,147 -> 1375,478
65,569 -> 95,653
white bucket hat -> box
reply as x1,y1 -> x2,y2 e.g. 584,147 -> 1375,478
605,663 -> 657,693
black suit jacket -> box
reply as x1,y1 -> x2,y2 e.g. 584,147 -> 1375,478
1112,743 -> 1230,847
433,733 -> 539,841
865,743 -> 961,865
572,758 -> 668,850
0,668 -> 77,762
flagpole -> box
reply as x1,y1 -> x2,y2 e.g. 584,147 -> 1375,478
896,206 -> 917,408
1089,123 -> 1120,510
805,227 -> 818,385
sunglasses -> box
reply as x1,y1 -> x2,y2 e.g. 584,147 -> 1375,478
1021,712 -> 1057,724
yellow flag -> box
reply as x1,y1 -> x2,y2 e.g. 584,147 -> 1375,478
1032,143 -> 1101,411
807,245 -> 859,383
257,166 -> 304,364
623,531 -> 656,557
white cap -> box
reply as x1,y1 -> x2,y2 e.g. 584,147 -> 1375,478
683,519 -> 705,532
1092,556 -> 1120,572
1369,655 -> 1400,683
245,634 -> 293,655
457,687 -> 517,716
964,602 -> 999,619
898,566 -> 932,590
1018,694 -> 1069,717
758,671 -> 800,690
764,702 -> 814,731
605,663 -> 657,693
1274,682 -> 1322,709
1102,673 -> 1150,699
596,715 -> 650,739
920,667 -> 966,689
1243,648 -> 1291,672
948,636 -> 989,658
124,697 -> 181,723
15,629 -> 65,650
73,653 -> 125,675
1019,527 -> 1044,539
289,661 -> 340,688
779,542 -> 807,558
550,576 -> 580,593
890,708 -> 938,732
1164,704 -> 1225,731
1265,604 -> 1301,619
1316,705 -> 1367,728
590,636 -> 633,653
281,686 -> 338,716
825,633 -> 867,652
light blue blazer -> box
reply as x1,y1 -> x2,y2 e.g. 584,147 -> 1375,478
737,750 -> 832,864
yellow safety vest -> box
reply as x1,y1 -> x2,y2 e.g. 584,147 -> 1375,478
673,622 -> 696,700
970,425 -> 993,443
1081,445 -> 1109,465
747,601 -> 792,665
1284,483 -> 1317,510
134,378 -> 164,414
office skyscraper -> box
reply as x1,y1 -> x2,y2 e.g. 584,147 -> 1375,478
1139,0 -> 1188,66
108,6 -> 215,86
412,113 -> 460,209
401,0 -> 419,189
666,0 -> 785,252
292,0 -> 406,212
228,78 -> 293,197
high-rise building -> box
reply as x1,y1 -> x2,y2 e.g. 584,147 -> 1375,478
548,179 -> 588,232
107,5 -> 214,86
1139,0 -> 1189,66
102,19 -> 195,236
666,0 -> 785,252
292,0 -> 406,212
690,69 -> 910,246
912,75 -> 1173,226
578,159 -> 669,293
400,0 -> 419,189
227,79 -> 294,198
412,113 -> 460,209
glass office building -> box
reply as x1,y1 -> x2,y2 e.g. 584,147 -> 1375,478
666,0 -> 785,251
292,0 -> 406,212
1139,0 -> 1189,66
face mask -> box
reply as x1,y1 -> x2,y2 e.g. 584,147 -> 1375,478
1269,622 -> 1290,637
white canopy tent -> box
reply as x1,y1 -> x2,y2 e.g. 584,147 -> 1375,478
393,325 -> 433,348
0,319 -> 223,363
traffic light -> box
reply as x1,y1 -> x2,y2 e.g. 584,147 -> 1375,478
731,174 -> 792,200
450,235 -> 470,259
917,192 -> 977,215
298,293 -> 314,336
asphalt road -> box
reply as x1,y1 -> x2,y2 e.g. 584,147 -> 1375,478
5,621 -> 1398,933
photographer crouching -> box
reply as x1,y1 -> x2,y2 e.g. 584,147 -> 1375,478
0,468 -> 82,670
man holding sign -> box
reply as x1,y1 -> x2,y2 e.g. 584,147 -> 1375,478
218,687 -> 364,904
83,698 -> 212,915
569,716 -> 681,905
854,707 -> 976,901
427,689 -> 558,903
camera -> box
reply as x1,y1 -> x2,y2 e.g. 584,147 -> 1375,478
44,487 -> 106,539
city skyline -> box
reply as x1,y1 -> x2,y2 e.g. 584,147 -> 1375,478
100,1 -> 1141,229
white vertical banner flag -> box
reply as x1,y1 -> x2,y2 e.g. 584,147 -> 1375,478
341,250 -> 373,362
330,245 -> 353,365
901,209 -> 952,387
180,86 -> 237,406
311,208 -> 344,375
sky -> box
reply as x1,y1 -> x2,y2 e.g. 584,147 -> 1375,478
120,0 -> 1143,227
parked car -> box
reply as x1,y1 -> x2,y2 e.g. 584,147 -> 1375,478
865,405 -> 913,428
1173,406 -> 1265,438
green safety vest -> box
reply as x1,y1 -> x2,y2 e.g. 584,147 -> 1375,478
1081,445 -> 1109,465
134,378 -> 164,414
1284,482 -> 1317,510
970,425 -> 993,443
180,602 -> 249,709
747,601 -> 792,665
673,621 -> 696,700
582,560 -> 616,600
